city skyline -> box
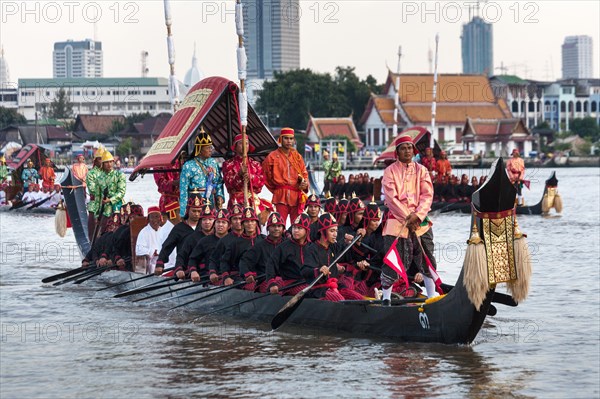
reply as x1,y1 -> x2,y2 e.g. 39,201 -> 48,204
1,1 -> 599,87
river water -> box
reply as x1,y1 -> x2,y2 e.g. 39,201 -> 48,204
1,166 -> 598,398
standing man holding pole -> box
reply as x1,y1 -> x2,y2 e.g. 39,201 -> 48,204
263,128 -> 309,226
381,134 -> 437,304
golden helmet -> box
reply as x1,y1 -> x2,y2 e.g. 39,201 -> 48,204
101,151 -> 114,163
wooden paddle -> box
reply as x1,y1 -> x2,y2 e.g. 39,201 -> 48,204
271,233 -> 363,330
96,267 -> 175,291
89,188 -> 109,250
168,275 -> 265,311
113,276 -> 179,298
52,265 -> 112,286
43,266 -> 87,283
27,194 -> 55,210
192,280 -> 306,321
132,277 -> 211,302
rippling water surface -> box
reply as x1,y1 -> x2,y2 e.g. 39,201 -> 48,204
1,166 -> 598,398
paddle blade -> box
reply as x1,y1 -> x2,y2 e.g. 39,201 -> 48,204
42,266 -> 86,283
270,287 -> 309,330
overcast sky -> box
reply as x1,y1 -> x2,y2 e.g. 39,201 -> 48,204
1,0 -> 599,86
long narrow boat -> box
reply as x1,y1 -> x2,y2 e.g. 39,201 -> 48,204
430,171 -> 560,215
87,157 -> 523,345
0,205 -> 56,214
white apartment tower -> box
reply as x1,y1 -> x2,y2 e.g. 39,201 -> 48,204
53,39 -> 103,79
562,35 -> 594,79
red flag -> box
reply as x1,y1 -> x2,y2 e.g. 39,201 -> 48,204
383,238 -> 409,289
522,180 -> 531,190
422,252 -> 444,295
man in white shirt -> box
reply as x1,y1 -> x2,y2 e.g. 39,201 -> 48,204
135,206 -> 163,274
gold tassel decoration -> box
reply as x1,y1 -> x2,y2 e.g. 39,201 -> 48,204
541,192 -> 551,214
55,207 -> 67,238
553,191 -> 563,213
507,216 -> 532,303
463,218 -> 489,310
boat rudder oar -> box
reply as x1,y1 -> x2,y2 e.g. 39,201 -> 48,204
271,233 -> 363,331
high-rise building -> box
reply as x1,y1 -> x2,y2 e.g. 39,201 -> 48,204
53,39 -> 103,78
562,35 -> 594,79
461,17 -> 493,75
243,0 -> 300,80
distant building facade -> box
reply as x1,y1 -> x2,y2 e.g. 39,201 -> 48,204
562,35 -> 594,79
17,77 -> 182,120
243,0 -> 300,80
53,39 -> 103,78
461,17 -> 493,75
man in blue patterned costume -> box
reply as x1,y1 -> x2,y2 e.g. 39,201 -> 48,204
21,159 -> 40,190
179,127 -> 224,217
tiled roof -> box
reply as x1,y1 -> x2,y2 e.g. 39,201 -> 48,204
46,126 -> 71,140
75,114 -> 125,135
462,118 -> 531,142
307,116 -> 363,147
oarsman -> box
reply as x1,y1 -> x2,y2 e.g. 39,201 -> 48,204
154,194 -> 204,276
339,195 -> 366,242
455,174 -> 474,203
39,158 -> 56,191
265,213 -> 312,295
81,209 -> 125,269
135,206 -> 163,274
179,127 -> 224,217
21,159 -> 40,191
333,195 -> 349,226
381,134 -> 437,304
45,184 -> 63,208
322,196 -> 337,217
239,211 -> 286,292
187,208 -> 230,282
305,193 -> 321,242
21,184 -> 35,204
155,207 -> 178,275
72,154 -> 88,185
420,147 -> 437,173
351,201 -> 384,297
173,202 -> 215,280
506,148 -> 526,206
207,202 -> 244,284
0,155 -> 8,183
111,204 -> 145,271
263,127 -> 309,225
86,148 -> 105,237
323,151 -> 342,194
155,150 -> 184,221
222,134 -> 266,209
219,207 -> 264,286
302,213 -> 362,301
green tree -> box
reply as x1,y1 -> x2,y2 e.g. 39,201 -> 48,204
0,106 -> 26,129
570,117 -> 600,141
109,119 -> 126,135
255,67 -> 380,131
117,137 -> 133,158
48,88 -> 73,119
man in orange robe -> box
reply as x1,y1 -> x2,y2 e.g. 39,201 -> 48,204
39,158 -> 56,191
435,150 -> 452,179
72,155 -> 88,185
262,127 -> 308,226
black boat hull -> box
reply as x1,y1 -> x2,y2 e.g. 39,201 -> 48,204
99,269 -> 494,345
58,166 -> 90,256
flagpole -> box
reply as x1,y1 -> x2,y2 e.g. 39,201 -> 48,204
393,46 -> 402,140
430,33 -> 439,148
235,0 -> 250,207
163,0 -> 180,112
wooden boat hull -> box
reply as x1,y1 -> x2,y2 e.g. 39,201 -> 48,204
100,268 -> 494,344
